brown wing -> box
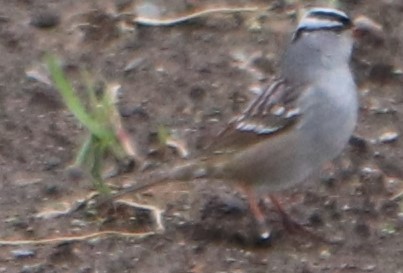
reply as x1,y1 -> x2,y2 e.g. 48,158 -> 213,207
206,79 -> 302,154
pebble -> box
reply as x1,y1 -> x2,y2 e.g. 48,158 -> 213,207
43,156 -> 62,171
308,209 -> 323,226
71,219 -> 87,228
44,184 -> 60,195
246,16 -> 262,32
11,249 -> 36,259
359,165 -> 385,194
319,248 -> 331,259
385,177 -> 402,195
119,105 -> 149,119
378,225 -> 396,237
30,10 -> 60,28
21,263 -> 45,273
378,131 -> 399,143
78,266 -> 92,273
25,64 -> 52,86
5,216 -> 29,229
363,264 -> 376,271
124,57 -> 145,72
65,166 -> 85,182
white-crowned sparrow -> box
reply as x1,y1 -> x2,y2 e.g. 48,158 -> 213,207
102,8 -> 381,238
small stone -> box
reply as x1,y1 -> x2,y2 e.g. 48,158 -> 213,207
342,204 -> 351,211
5,216 -> 29,229
65,166 -> 85,182
43,156 -> 62,171
124,57 -> 145,72
385,178 -> 402,195
70,219 -> 87,228
119,105 -> 149,119
30,10 -> 60,28
308,210 -> 323,227
25,64 -> 51,85
21,264 -> 45,273
319,248 -> 331,259
11,249 -> 35,259
43,184 -> 60,195
246,17 -> 262,32
378,131 -> 399,143
78,266 -> 92,273
359,166 -> 385,194
327,233 -> 345,244
378,224 -> 396,237
363,264 -> 376,271
224,256 -> 237,263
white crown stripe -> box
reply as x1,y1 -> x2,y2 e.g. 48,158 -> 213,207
307,8 -> 349,21
293,8 -> 351,39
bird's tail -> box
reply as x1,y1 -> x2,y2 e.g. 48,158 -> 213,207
97,160 -> 210,205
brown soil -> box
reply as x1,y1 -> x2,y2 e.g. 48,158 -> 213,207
0,0 -> 402,272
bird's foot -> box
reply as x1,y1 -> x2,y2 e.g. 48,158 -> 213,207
255,218 -> 272,241
268,195 -> 329,243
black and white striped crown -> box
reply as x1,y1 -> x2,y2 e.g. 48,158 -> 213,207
293,8 -> 352,39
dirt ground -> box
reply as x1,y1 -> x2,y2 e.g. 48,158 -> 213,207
0,0 -> 403,272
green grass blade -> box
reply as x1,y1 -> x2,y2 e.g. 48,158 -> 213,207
46,55 -> 109,139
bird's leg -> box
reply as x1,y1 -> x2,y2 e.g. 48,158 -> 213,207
242,186 -> 271,240
268,195 -> 303,232
268,195 -> 327,242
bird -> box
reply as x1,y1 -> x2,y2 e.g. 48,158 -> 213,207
99,8 -> 382,239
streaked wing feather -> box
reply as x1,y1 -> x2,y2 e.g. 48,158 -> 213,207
206,79 -> 302,153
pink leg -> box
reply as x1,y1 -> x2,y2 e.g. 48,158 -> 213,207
269,195 -> 301,232
243,186 -> 271,239
268,195 -> 327,242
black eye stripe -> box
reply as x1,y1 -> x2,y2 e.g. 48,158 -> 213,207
309,12 -> 351,26
307,8 -> 352,26
292,8 -> 352,40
